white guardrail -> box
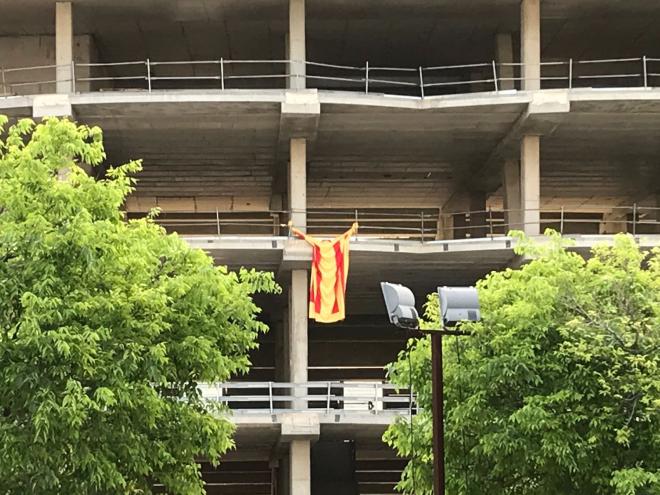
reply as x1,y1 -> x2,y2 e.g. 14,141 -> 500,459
1,56 -> 659,98
200,382 -> 416,416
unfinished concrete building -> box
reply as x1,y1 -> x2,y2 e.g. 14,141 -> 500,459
1,0 -> 660,493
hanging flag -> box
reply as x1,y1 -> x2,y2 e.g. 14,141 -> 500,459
289,222 -> 359,323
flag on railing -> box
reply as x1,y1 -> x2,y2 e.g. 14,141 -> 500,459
289,222 -> 359,323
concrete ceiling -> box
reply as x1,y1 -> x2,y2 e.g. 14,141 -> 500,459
2,0 -> 660,69
69,92 -> 660,212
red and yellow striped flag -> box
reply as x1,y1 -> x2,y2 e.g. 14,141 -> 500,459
290,223 -> 359,323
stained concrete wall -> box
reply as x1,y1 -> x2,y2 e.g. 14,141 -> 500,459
0,34 -> 96,95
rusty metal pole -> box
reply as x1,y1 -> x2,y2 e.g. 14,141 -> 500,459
432,331 -> 445,495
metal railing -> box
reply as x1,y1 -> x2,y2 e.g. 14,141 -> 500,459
445,204 -> 660,239
2,56 -> 660,98
200,381 -> 415,416
126,204 -> 660,241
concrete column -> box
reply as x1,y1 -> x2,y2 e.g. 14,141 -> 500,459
600,211 -> 627,235
289,440 -> 311,495
468,192 -> 488,238
521,135 -> 541,235
288,0 -> 306,89
288,269 -> 308,408
289,138 -> 307,229
521,0 -> 541,91
495,33 -> 515,91
503,159 -> 523,231
55,2 -> 73,94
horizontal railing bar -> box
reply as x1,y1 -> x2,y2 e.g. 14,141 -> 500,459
223,59 -> 291,64
6,79 -> 59,87
539,60 -> 570,66
424,78 -> 494,88
149,60 -> 221,66
76,76 -> 146,82
424,62 -> 491,70
304,74 -> 365,84
214,381 -> 405,389
367,66 -> 419,72
76,60 -> 146,67
3,63 -> 60,72
150,76 -> 221,81
223,74 -> 289,80
540,76 -> 570,81
364,77 -> 419,87
306,60 -> 364,70
577,57 -> 642,64
575,73 -> 641,79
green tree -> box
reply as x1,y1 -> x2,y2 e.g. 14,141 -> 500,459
384,233 -> 659,495
0,116 -> 280,494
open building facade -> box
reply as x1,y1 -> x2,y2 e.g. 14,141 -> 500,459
1,0 -> 660,493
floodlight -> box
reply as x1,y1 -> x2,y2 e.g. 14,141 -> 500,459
380,282 -> 420,330
438,286 -> 480,326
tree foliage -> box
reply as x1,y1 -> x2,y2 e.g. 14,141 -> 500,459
0,116 -> 280,494
384,232 -> 660,495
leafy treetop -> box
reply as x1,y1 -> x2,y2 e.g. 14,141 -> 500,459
0,116 -> 280,494
384,232 -> 659,495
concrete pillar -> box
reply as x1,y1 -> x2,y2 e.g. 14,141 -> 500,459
495,33 -> 515,91
600,211 -> 628,235
521,135 -> 541,235
55,2 -> 73,94
289,138 -> 307,229
286,271 -> 311,495
468,192 -> 488,238
521,0 -> 541,91
288,0 -> 306,89
503,159 -> 523,231
288,269 -> 308,407
289,440 -> 311,495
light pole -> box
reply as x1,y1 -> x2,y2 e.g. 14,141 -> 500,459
380,283 -> 480,495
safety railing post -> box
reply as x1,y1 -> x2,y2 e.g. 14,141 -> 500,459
492,60 -> 499,92
560,206 -> 565,235
374,383 -> 379,415
146,58 -> 152,92
632,203 -> 637,236
216,207 -> 221,236
365,60 -> 369,94
1,67 -> 6,96
643,56 -> 648,88
220,57 -> 225,90
568,58 -> 573,90
70,60 -> 76,93
268,382 -> 274,414
326,382 -> 331,414
354,209 -> 359,240
488,207 -> 494,237
421,212 -> 425,242
419,66 -> 425,99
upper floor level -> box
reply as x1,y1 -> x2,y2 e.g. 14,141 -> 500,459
2,0 -> 660,98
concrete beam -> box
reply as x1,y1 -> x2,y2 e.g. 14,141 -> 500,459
55,2 -> 73,94
288,0 -> 306,90
280,90 -> 320,140
32,93 -> 74,118
280,413 -> 320,441
521,135 -> 541,236
521,0 -> 541,91
475,91 -> 569,192
280,239 -> 312,272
